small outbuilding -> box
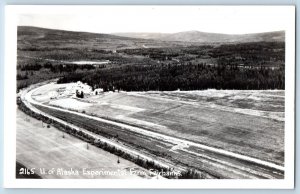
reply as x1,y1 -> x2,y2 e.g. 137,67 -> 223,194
93,88 -> 104,95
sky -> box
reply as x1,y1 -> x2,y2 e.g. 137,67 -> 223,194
17,6 -> 291,34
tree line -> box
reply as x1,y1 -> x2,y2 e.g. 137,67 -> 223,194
19,62 -> 97,72
58,62 -> 285,91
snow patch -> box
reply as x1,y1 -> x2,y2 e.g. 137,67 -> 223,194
116,115 -> 168,129
170,142 -> 189,152
49,98 -> 91,110
100,102 -> 145,112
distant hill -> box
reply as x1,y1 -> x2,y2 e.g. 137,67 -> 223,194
113,30 -> 285,43
18,27 -> 285,51
17,26 -> 285,92
17,26 -> 181,50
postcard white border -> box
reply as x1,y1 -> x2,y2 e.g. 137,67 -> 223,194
3,5 -> 295,189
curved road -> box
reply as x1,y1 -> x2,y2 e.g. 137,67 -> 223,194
21,82 -> 285,179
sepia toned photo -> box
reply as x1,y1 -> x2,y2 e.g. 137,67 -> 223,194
3,5 -> 295,188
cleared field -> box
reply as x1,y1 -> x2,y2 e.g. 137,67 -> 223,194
16,109 -> 153,179
76,90 -> 284,165
49,98 -> 91,110
34,103 -> 284,179
142,90 -> 284,120
30,83 -> 285,179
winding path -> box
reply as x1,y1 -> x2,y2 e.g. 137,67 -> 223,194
20,82 -> 285,178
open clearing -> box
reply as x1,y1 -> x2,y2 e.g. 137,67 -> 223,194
33,83 -> 284,165
26,82 -> 285,179
16,109 -> 153,179
49,98 -> 92,110
89,90 -> 284,165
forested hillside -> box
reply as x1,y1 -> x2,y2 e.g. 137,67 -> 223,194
18,26 -> 285,91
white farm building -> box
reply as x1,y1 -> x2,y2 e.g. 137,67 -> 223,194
93,88 -> 104,95
65,81 -> 93,97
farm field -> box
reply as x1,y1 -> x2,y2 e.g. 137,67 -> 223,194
16,109 -> 153,179
32,83 -> 284,165
29,82 -> 285,179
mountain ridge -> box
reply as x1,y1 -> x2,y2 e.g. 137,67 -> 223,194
113,30 -> 285,43
18,26 -> 285,51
